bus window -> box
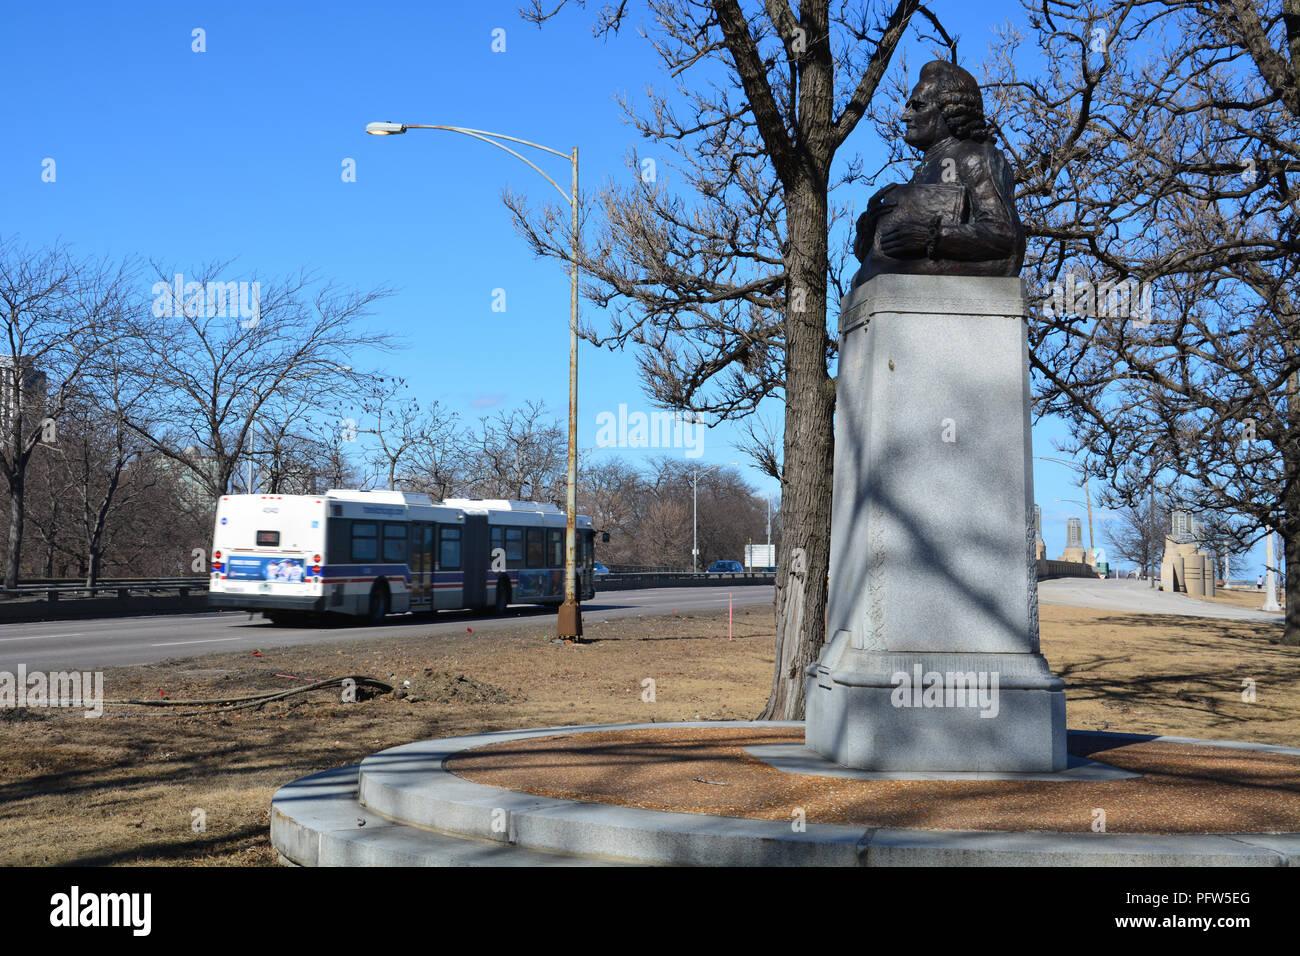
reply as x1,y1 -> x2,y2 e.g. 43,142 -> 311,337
505,527 -> 524,568
327,519 -> 350,564
490,526 -> 504,558
422,525 -> 434,569
352,523 -> 378,562
548,529 -> 564,567
383,523 -> 407,562
439,526 -> 462,570
526,528 -> 544,567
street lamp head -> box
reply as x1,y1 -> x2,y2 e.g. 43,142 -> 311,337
366,121 -> 407,136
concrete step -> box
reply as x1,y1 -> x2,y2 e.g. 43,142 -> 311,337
273,722 -> 1300,867
271,764 -> 630,866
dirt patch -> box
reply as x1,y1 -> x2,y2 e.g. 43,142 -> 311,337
403,670 -> 515,705
449,726 -> 1300,833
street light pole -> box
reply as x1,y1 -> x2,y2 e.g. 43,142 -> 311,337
690,461 -> 738,573
1264,528 -> 1282,611
1084,474 -> 1095,554
693,475 -> 699,574
366,122 -> 583,638
558,145 -> 581,639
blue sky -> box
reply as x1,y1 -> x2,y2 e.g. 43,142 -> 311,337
0,0 -> 1273,578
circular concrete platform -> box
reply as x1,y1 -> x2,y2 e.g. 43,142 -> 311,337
271,721 -> 1300,866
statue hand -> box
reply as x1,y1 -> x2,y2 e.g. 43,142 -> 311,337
879,222 -> 931,259
855,187 -> 901,260
868,183 -> 900,210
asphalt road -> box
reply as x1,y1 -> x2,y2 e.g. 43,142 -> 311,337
4,578 -> 1278,675
0,585 -> 776,673
1038,577 -> 1285,621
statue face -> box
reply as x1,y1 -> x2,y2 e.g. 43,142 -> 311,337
901,78 -> 949,150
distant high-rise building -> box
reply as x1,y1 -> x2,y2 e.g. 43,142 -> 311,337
157,446 -> 220,511
0,356 -> 48,437
1061,516 -> 1088,564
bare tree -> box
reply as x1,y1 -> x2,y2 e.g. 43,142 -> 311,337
353,375 -> 464,495
978,0 -> 1300,641
579,457 -> 648,561
23,442 -> 78,577
66,356 -> 161,586
121,261 -> 393,504
463,400 -> 566,502
305,417 -> 366,493
511,0 -> 949,717
0,238 -> 134,588
1103,492 -> 1169,585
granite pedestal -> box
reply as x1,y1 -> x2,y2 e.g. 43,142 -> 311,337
806,274 -> 1067,772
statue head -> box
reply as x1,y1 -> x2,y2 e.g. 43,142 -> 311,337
902,60 -> 991,149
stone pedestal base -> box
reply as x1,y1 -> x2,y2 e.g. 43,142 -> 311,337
806,274 -> 1067,772
806,634 -> 1066,771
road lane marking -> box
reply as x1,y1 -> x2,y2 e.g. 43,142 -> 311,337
150,637 -> 247,647
0,632 -> 92,642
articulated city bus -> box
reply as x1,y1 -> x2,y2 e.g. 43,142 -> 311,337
207,490 -> 596,624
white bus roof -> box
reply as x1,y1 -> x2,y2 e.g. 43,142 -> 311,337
294,491 -> 593,529
442,498 -> 593,530
325,489 -> 433,506
442,498 -> 561,513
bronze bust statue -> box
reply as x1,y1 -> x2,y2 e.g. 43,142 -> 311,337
852,60 -> 1025,288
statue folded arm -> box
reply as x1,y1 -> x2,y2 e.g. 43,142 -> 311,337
933,148 -> 1020,263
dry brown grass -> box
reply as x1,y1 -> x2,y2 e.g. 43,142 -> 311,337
1,600 -> 1296,864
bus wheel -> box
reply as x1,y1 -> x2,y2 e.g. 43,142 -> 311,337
494,579 -> 511,616
366,583 -> 390,625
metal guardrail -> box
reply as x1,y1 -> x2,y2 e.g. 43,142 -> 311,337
1,571 -> 775,604
1,577 -> 208,601
595,571 -> 775,590
0,567 -> 774,606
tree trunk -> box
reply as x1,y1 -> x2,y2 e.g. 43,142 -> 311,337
4,475 -> 23,590
85,548 -> 102,589
760,177 -> 835,720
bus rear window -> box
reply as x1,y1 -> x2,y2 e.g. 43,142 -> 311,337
256,530 -> 280,547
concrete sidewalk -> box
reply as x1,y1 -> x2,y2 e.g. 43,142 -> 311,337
1038,578 -> 1283,622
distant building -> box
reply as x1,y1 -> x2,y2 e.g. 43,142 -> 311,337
1161,511 -> 1216,596
157,447 -> 220,511
1060,516 -> 1088,564
1033,504 -> 1046,560
0,356 -> 49,437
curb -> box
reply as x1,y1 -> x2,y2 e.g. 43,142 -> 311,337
273,722 -> 1300,867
